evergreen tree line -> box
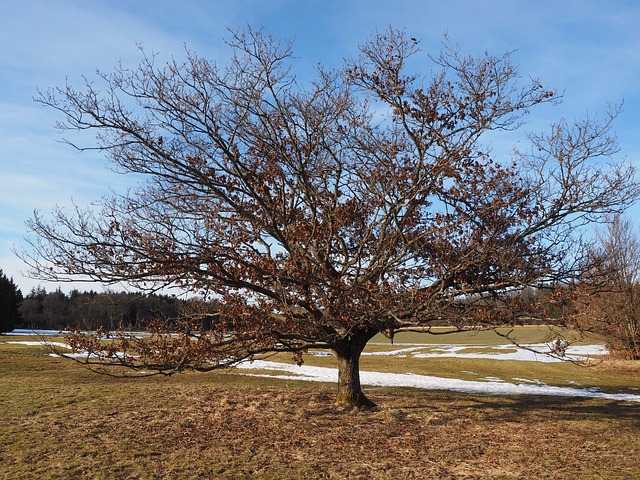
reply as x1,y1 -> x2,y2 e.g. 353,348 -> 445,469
16,286 -> 216,332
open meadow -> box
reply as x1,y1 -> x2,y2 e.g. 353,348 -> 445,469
1,328 -> 639,479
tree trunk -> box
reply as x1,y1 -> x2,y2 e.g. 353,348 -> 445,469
333,328 -> 378,408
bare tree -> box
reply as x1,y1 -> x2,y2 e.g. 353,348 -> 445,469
578,215 -> 640,358
21,27 -> 639,407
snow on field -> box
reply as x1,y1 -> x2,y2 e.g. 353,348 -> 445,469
5,329 -> 62,336
364,343 -> 609,363
237,359 -> 640,403
4,338 -> 639,402
4,340 -> 129,359
6,341 -> 71,349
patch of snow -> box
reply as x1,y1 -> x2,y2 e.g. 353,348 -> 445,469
236,360 -> 640,403
48,352 -> 94,358
482,376 -> 504,382
6,341 -> 72,349
363,347 -> 422,356
409,343 -> 607,362
310,351 -> 333,357
511,377 -> 546,385
48,350 -> 132,360
4,329 -> 62,336
4,328 -> 151,338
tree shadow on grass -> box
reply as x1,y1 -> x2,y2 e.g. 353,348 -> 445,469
447,393 -> 640,426
366,387 -> 639,425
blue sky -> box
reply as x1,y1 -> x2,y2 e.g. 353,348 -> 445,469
1,0 -> 640,294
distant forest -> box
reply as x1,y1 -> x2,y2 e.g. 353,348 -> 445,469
17,286 -> 218,332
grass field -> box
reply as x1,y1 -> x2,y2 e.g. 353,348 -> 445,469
1,331 -> 639,479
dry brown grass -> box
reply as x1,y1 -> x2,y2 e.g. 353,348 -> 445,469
1,340 -> 639,479
593,358 -> 640,375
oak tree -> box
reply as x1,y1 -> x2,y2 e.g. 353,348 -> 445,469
22,28 -> 639,407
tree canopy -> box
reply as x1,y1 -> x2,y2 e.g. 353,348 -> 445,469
22,27 -> 639,406
576,215 -> 640,359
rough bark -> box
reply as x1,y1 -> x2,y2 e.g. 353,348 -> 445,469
333,329 -> 378,408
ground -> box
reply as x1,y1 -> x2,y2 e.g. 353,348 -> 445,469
1,333 -> 639,479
